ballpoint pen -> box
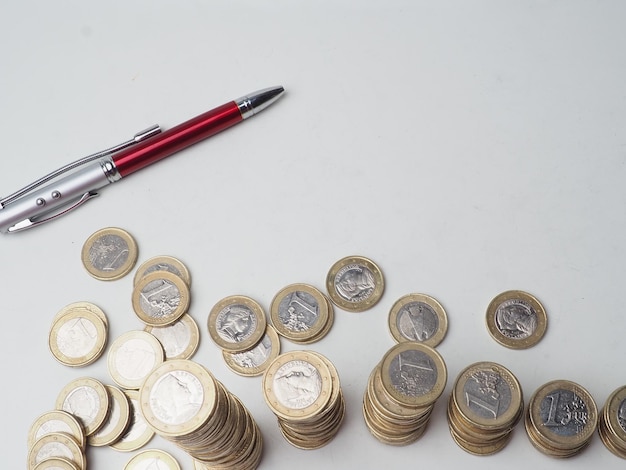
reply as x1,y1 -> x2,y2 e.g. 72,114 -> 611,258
0,86 -> 285,234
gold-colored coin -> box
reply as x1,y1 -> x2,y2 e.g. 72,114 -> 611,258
55,377 -> 110,437
133,255 -> 191,287
124,449 -> 181,470
486,290 -> 547,349
32,458 -> 80,470
207,295 -> 267,353
132,271 -> 191,326
269,283 -> 332,343
88,385 -> 131,447
145,313 -> 200,360
81,227 -> 138,281
222,325 -> 281,377
388,293 -> 448,347
28,433 -> 85,470
110,389 -> 154,452
27,410 -> 86,450
598,385 -> 626,458
326,255 -> 384,312
107,330 -> 165,390
49,307 -> 107,367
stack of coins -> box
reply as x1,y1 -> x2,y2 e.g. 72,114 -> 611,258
27,411 -> 87,470
363,342 -> 447,445
270,283 -> 335,344
140,359 -> 263,469
263,350 -> 345,449
447,361 -> 523,455
525,379 -> 598,458
598,385 -> 626,459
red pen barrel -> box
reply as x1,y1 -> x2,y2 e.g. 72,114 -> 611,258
112,101 -> 243,177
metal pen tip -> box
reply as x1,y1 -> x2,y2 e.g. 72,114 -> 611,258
236,86 -> 285,119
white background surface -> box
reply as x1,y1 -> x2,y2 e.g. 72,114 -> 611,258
1,1 -> 626,468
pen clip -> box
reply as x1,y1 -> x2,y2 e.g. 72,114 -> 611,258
7,191 -> 98,233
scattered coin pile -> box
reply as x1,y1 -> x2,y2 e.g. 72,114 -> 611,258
524,379 -> 598,458
387,293 -> 448,347
139,359 -> 263,469
363,342 -> 447,445
263,350 -> 345,449
447,361 -> 523,455
598,385 -> 626,459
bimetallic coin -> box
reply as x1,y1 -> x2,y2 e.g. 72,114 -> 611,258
132,271 -> 191,326
388,293 -> 448,347
133,255 -> 191,288
49,308 -> 107,367
88,385 -> 131,447
33,458 -> 80,470
53,301 -> 108,328
145,314 -> 200,360
486,290 -> 547,349
55,377 -> 110,437
107,330 -> 165,390
123,449 -> 181,470
598,385 -> 626,458
222,325 -> 281,377
110,390 -> 154,452
81,227 -> 138,281
326,255 -> 384,312
28,433 -> 85,470
207,295 -> 267,353
28,410 -> 86,450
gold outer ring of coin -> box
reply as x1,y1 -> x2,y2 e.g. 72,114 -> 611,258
33,458 -> 80,470
88,385 -> 131,447
222,325 -> 281,377
124,449 -> 181,470
452,361 -> 523,431
132,271 -> 191,326
145,313 -> 200,360
262,350 -> 333,422
527,379 -> 598,449
110,389 -> 155,452
485,290 -> 547,349
54,377 -> 110,437
387,293 -> 448,347
139,359 -> 219,438
27,410 -> 86,450
133,255 -> 191,288
325,255 -> 385,312
107,330 -> 165,390
269,283 -> 330,342
207,295 -> 267,353
49,308 -> 108,367
28,432 -> 85,470
53,301 -> 108,328
379,342 -> 447,408
601,385 -> 626,445
81,227 -> 138,281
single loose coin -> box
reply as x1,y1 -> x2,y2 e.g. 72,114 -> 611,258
133,255 -> 191,288
326,255 -> 384,312
49,308 -> 107,367
110,389 -> 154,452
132,271 -> 191,326
486,290 -> 547,349
388,293 -> 448,347
124,449 -> 181,470
107,330 -> 165,390
222,325 -> 281,377
55,377 -> 110,437
145,314 -> 200,360
88,385 -> 131,447
207,295 -> 267,353
81,227 -> 138,281
27,410 -> 86,450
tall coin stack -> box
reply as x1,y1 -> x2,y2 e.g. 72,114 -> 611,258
447,361 -> 523,455
524,379 -> 597,458
139,359 -> 263,470
598,385 -> 626,459
262,350 -> 345,449
362,342 -> 447,446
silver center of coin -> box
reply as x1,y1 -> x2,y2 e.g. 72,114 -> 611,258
396,302 -> 438,342
278,291 -> 320,332
463,370 -> 512,419
151,322 -> 191,357
132,459 -> 174,470
120,397 -> 147,441
57,317 -> 98,357
273,360 -> 322,409
139,279 -> 181,318
495,299 -> 537,339
539,389 -> 589,436
62,386 -> 100,426
142,263 -> 182,278
115,338 -> 159,380
231,334 -> 272,368
618,398 -> 626,433
35,420 -> 73,441
216,304 -> 257,343
334,264 -> 375,302
150,370 -> 204,425
34,442 -> 74,464
88,234 -> 129,271
388,350 -> 437,397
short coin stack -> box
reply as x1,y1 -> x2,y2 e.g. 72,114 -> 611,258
447,361 -> 523,455
363,342 -> 447,445
27,410 -> 87,470
140,359 -> 263,469
598,385 -> 626,459
263,350 -> 345,449
525,379 -> 598,458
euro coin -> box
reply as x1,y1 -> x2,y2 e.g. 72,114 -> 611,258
107,330 -> 165,390
388,293 -> 448,347
486,290 -> 547,349
81,227 -> 138,281
54,377 -> 110,437
133,255 -> 191,287
88,385 -> 131,447
145,313 -> 200,360
49,307 -> 107,367
222,325 -> 281,377
27,410 -> 86,450
33,458 -> 80,470
123,449 -> 181,470
28,433 -> 85,470
598,385 -> 626,458
132,271 -> 190,326
110,389 -> 154,452
326,255 -> 384,312
207,295 -> 267,353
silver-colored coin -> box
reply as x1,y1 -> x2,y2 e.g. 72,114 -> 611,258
81,227 -> 138,281
55,377 -> 110,437
132,271 -> 190,326
207,295 -> 266,353
388,293 -> 448,347
486,290 -> 547,349
273,359 -> 323,410
326,255 -> 384,312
